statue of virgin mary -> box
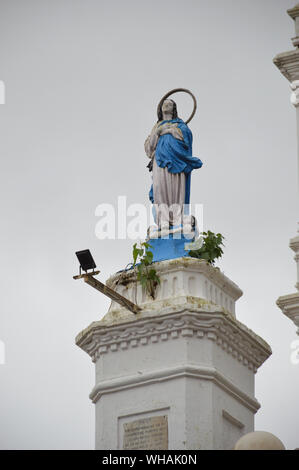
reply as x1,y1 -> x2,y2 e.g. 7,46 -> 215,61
144,96 -> 203,233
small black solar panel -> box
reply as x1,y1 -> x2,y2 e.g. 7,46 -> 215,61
75,249 -> 96,272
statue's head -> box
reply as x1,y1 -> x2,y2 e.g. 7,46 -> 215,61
158,99 -> 178,121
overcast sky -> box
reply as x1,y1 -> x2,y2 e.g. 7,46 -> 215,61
0,0 -> 298,450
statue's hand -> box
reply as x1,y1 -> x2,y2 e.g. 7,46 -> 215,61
159,125 -> 183,141
144,124 -> 160,156
171,127 -> 183,141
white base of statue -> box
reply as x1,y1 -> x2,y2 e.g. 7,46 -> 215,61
76,258 -> 271,450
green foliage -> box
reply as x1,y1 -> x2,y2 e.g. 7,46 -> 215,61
188,231 -> 225,265
132,241 -> 160,299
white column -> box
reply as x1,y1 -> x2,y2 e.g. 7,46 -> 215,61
273,4 -> 299,334
289,78 -> 299,292
290,80 -> 299,195
76,258 -> 271,450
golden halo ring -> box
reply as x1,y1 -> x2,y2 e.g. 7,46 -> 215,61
157,88 -> 197,124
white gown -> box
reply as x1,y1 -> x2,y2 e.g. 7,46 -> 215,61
145,123 -> 186,227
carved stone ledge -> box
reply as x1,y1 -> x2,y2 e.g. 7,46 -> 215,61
290,234 -> 299,253
88,364 -> 261,413
76,309 -> 271,371
104,257 -> 242,319
273,49 -> 299,83
291,36 -> 299,48
277,292 -> 299,335
288,4 -> 299,20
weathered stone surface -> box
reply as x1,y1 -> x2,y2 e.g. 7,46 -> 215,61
234,431 -> 285,450
123,415 -> 168,450
76,257 -> 271,450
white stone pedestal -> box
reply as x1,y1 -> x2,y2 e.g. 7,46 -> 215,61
76,258 -> 271,450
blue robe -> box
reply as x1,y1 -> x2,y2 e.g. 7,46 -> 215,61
149,118 -> 202,205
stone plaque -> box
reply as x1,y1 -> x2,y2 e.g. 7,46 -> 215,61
123,415 -> 168,450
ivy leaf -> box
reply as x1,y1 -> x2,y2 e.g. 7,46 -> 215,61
131,241 -> 160,299
188,230 -> 225,264
143,250 -> 153,265
133,243 -> 138,266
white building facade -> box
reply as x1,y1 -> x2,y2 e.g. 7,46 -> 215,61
274,4 -> 299,335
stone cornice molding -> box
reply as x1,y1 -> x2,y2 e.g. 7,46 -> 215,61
277,292 -> 299,334
290,234 -> 299,253
291,36 -> 299,48
273,49 -> 299,83
76,309 -> 271,372
288,4 -> 299,20
107,258 -> 243,302
89,364 -> 261,413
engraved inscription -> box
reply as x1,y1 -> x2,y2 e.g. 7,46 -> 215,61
123,415 -> 168,450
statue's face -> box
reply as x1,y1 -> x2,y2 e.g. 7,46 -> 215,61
161,99 -> 174,116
